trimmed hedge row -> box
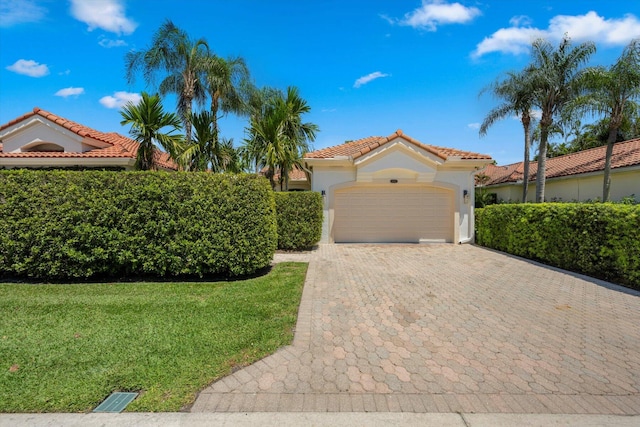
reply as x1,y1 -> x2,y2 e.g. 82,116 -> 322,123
0,170 -> 277,280
475,203 -> 640,289
274,191 -> 323,250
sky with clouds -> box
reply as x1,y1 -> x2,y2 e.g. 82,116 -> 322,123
1,0 -> 639,164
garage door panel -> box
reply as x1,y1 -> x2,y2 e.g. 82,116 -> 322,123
334,186 -> 453,243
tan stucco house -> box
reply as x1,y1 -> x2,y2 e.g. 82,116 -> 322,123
479,138 -> 640,202
303,130 -> 492,244
0,107 -> 177,170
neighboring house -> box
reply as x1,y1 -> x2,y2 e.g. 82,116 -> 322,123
303,130 -> 492,244
479,138 -> 640,202
0,107 -> 178,170
260,166 -> 311,191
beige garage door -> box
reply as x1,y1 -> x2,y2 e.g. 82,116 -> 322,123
333,185 -> 453,243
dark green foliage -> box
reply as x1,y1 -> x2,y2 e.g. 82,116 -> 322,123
0,170 -> 277,280
476,204 -> 640,289
274,191 -> 322,250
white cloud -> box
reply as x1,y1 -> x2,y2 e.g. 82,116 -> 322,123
59,69 -> 71,76
473,11 -> 640,57
99,91 -> 141,109
0,0 -> 46,27
467,122 -> 480,130
474,27 -> 546,57
6,59 -> 49,77
70,0 -> 137,35
354,71 -> 390,88
398,0 -> 481,31
511,109 -> 542,120
98,37 -> 127,48
509,15 -> 532,27
55,87 -> 85,98
530,109 -> 542,120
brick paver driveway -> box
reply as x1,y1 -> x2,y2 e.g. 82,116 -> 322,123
192,244 -> 640,414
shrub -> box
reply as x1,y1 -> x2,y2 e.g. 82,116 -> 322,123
274,191 -> 323,250
0,170 -> 277,280
476,203 -> 640,290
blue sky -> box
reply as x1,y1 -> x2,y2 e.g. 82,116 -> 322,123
1,0 -> 639,165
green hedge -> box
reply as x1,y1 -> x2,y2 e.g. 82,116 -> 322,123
274,191 -> 323,250
0,170 -> 277,280
476,203 -> 640,289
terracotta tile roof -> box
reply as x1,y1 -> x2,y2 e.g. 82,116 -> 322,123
480,138 -> 640,186
305,129 -> 492,161
0,107 -> 178,170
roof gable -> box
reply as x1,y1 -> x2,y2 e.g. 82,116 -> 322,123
0,107 -> 178,170
481,138 -> 640,186
305,129 -> 492,161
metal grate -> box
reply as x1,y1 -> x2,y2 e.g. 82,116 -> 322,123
93,392 -> 138,413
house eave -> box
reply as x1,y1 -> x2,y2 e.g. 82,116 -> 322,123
0,157 -> 136,169
304,157 -> 353,168
442,158 -> 494,170
481,164 -> 640,188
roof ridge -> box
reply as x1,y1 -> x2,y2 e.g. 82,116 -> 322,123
305,131 -> 491,160
482,138 -> 640,185
1,107 -> 179,170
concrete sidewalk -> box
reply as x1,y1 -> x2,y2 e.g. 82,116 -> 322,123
1,413 -> 638,427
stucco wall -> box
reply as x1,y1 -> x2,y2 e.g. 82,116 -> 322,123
486,166 -> 639,202
310,163 -> 478,244
436,170 -> 477,243
2,119 -> 85,153
309,165 -> 356,243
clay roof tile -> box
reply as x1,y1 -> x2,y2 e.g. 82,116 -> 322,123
305,130 -> 491,161
480,138 -> 640,185
0,108 -> 178,170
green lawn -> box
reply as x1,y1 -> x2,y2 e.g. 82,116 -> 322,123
0,262 -> 307,413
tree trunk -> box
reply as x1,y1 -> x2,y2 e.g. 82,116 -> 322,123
210,93 -> 219,148
521,114 -> 531,203
536,125 -> 549,203
184,97 -> 192,145
602,126 -> 618,202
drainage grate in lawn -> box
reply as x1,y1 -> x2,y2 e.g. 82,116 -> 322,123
93,392 -> 138,413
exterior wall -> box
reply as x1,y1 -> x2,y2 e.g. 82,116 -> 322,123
0,157 -> 136,169
310,161 -> 478,244
487,166 -> 639,203
436,170 -> 477,243
309,165 -> 357,243
2,119 -> 85,153
272,180 -> 311,192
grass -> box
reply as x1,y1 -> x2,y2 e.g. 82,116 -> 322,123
0,262 -> 307,413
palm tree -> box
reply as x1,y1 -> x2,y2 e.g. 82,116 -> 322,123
243,86 -> 318,189
179,110 -> 215,171
120,92 -> 183,171
480,70 -> 536,202
125,20 -> 209,144
276,87 -> 318,190
572,39 -> 640,201
203,55 -> 251,146
180,111 -> 243,172
528,36 -> 596,202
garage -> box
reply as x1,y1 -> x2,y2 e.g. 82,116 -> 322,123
304,130 -> 492,244
333,185 -> 453,243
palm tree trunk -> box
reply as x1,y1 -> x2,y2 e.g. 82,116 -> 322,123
210,94 -> 219,149
521,114 -> 531,203
184,97 -> 193,144
536,125 -> 549,203
602,127 -> 618,202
